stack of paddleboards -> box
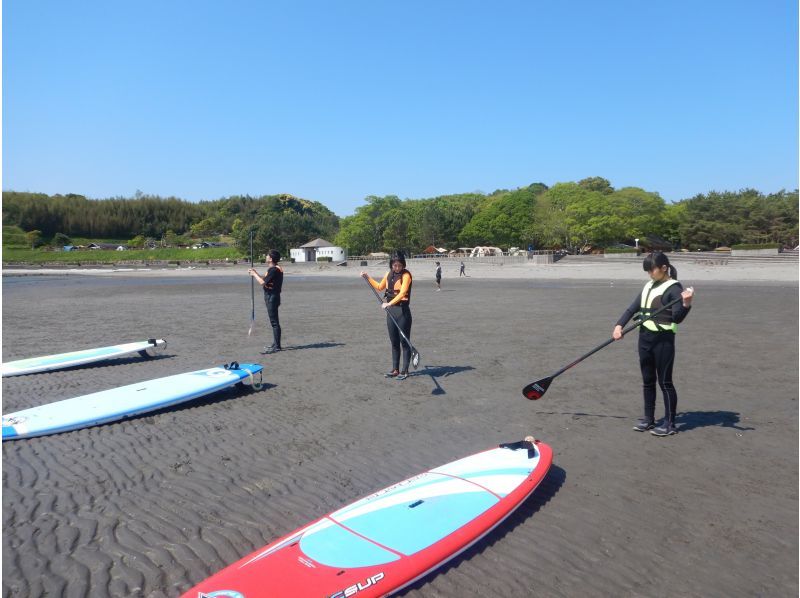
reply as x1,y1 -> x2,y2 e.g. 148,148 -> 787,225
2,339 -> 263,440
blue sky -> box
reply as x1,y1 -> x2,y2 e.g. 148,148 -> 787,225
4,0 -> 797,215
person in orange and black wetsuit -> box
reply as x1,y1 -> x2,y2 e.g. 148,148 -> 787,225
361,251 -> 413,380
249,249 -> 284,354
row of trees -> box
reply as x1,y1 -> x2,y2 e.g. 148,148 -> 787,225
334,178 -> 798,254
2,192 -> 340,257
3,180 -> 797,255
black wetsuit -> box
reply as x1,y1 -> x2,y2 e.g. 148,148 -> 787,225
385,270 -> 413,373
262,265 -> 284,349
616,280 -> 691,424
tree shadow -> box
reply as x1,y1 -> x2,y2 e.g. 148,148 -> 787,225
281,342 -> 345,352
410,364 -> 475,395
396,464 -> 566,596
675,411 -> 754,433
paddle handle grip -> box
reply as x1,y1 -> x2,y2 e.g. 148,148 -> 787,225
551,294 -> 685,379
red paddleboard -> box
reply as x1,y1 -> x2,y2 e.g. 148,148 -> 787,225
182,437 -> 552,597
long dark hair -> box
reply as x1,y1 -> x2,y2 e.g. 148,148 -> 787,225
642,251 -> 677,279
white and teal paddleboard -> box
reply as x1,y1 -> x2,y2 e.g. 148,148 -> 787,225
1,339 -> 167,377
2,362 -> 263,440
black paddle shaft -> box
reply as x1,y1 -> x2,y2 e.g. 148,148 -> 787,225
363,276 -> 420,369
248,230 -> 255,330
523,295 -> 686,400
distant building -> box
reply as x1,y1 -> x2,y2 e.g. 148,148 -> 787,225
87,243 -> 126,251
290,238 -> 346,262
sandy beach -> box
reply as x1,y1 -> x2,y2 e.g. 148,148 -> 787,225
2,259 -> 797,597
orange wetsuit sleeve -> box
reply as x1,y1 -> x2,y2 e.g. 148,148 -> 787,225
387,272 -> 411,306
368,272 -> 389,292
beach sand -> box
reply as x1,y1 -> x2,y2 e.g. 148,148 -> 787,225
2,261 -> 798,597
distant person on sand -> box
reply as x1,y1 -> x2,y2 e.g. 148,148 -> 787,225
361,251 -> 413,380
612,252 -> 694,437
249,249 -> 284,354
435,262 -> 442,291
459,261 -> 466,276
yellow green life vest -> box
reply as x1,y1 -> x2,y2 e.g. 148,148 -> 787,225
639,279 -> 679,333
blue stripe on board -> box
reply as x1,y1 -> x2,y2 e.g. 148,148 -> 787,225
300,521 -> 400,568
459,467 -> 533,479
8,346 -> 122,368
332,474 -> 452,519
2,426 -> 18,439
342,490 -> 498,556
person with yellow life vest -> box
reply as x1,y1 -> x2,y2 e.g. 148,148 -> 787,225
249,249 -> 284,354
613,252 -> 694,436
361,251 -> 413,380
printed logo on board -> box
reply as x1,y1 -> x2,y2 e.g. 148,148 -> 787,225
298,556 -> 317,568
205,369 -> 234,378
327,572 -> 385,598
3,416 -> 27,426
198,591 -> 244,598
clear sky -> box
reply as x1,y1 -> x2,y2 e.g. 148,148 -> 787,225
3,0 -> 798,216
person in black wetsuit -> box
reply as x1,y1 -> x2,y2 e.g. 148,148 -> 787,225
249,249 -> 284,354
613,252 -> 694,436
361,251 -> 413,380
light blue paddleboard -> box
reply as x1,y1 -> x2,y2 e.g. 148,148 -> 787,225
2,362 -> 263,440
1,339 -> 167,377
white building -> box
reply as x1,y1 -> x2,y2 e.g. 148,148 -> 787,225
290,238 -> 347,262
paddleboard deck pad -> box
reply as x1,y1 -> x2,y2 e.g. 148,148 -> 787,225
2,362 -> 262,440
182,437 -> 553,597
1,338 -> 167,377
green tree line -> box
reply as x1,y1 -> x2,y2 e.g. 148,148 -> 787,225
2,191 -> 339,257
3,180 -> 797,256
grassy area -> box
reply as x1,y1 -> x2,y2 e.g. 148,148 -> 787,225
2,247 -> 245,264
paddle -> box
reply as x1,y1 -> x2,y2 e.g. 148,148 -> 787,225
522,292 -> 690,400
363,276 -> 421,369
248,229 -> 255,336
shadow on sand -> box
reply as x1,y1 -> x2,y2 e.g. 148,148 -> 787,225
675,410 -> 754,433
409,364 -> 475,395
281,342 -> 345,352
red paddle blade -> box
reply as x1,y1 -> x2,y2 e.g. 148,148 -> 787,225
522,376 -> 552,400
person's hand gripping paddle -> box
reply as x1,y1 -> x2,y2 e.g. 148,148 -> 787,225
363,277 -> 421,369
522,290 -> 693,400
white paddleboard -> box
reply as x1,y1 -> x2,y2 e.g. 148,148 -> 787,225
1,339 -> 167,377
2,362 -> 263,440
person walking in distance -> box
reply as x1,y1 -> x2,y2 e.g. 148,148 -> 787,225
361,251 -> 413,380
249,249 -> 284,354
613,252 -> 694,436
435,261 -> 442,291
459,261 -> 466,277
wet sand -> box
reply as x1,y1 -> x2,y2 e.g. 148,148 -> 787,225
2,263 -> 798,597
